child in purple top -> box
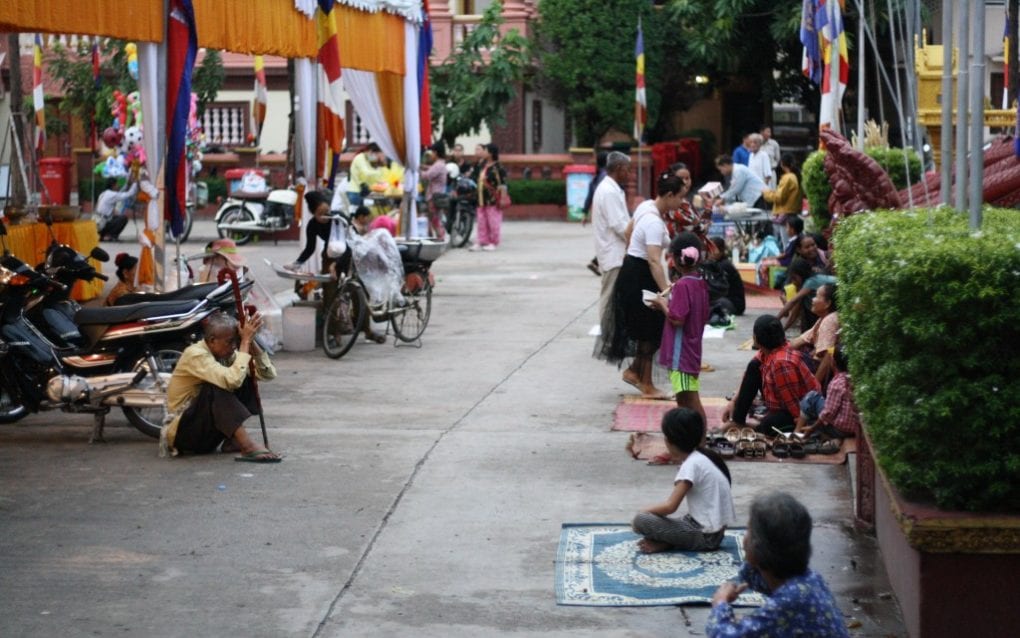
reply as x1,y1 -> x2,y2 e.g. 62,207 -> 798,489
653,233 -> 710,424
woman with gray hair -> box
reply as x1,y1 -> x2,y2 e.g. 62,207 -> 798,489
707,492 -> 849,637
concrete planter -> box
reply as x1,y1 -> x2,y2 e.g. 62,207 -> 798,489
860,427 -> 1020,637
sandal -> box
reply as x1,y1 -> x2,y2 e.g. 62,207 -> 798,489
739,427 -> 757,442
789,443 -> 806,459
724,427 -> 741,444
772,442 -> 790,459
818,438 -> 842,454
753,440 -> 767,458
736,440 -> 754,457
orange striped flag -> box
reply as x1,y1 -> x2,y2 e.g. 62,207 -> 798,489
316,0 -> 346,181
33,35 -> 46,154
252,55 -> 268,144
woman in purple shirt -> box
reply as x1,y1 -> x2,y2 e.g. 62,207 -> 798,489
421,143 -> 449,239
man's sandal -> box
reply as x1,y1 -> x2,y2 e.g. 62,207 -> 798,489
235,450 -> 282,463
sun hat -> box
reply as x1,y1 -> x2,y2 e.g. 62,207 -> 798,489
209,238 -> 246,266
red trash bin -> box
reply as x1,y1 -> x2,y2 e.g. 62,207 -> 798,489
39,157 -> 74,205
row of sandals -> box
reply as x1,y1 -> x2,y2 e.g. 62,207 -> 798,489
706,426 -> 841,459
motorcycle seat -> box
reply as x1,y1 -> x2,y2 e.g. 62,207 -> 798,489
75,299 -> 202,326
114,283 -> 220,306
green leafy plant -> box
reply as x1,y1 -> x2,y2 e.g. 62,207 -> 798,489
835,208 -> 1020,512
801,150 -> 830,229
204,177 -> 228,203
864,147 -> 922,191
192,49 -> 226,119
506,179 -> 565,206
430,0 -> 529,146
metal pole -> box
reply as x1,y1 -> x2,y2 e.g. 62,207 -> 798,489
857,2 -> 867,148
955,0 -> 970,211
969,0 -> 986,228
940,0 -> 954,205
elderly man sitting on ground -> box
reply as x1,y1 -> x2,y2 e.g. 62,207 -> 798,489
161,312 -> 281,462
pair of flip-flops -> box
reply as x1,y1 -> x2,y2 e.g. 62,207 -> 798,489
772,441 -> 806,459
804,438 -> 842,455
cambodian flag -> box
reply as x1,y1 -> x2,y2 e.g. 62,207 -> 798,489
801,0 -> 823,85
634,17 -> 646,142
165,0 -> 197,238
419,0 -> 434,148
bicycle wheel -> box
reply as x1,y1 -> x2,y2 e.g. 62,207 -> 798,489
391,276 -> 432,342
322,281 -> 366,359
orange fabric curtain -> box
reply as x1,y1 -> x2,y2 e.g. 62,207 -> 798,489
375,71 -> 406,162
193,0 -> 318,59
5,220 -> 105,301
334,5 -> 405,74
0,0 -> 163,43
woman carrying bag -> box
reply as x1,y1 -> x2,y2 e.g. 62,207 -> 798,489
470,143 -> 509,251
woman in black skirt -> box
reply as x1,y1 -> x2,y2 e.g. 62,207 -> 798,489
602,173 -> 690,398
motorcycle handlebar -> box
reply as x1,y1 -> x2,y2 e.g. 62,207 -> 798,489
93,273 -> 109,282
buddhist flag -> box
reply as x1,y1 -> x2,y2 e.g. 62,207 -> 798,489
252,55 -> 268,144
33,35 -> 45,154
634,17 -> 646,142
800,0 -> 823,85
817,0 -> 849,132
316,0 -> 346,181
165,0 -> 198,238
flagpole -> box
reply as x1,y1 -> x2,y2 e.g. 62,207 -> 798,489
940,0 -> 954,205
857,1 -> 866,148
968,0 -> 985,229
955,0 -> 970,211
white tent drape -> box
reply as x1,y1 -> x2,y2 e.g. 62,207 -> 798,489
341,69 -> 400,163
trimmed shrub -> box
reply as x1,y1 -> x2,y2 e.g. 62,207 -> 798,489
835,208 -> 1020,511
865,147 -> 922,190
801,150 -> 830,229
204,177 -> 228,203
507,179 -> 566,206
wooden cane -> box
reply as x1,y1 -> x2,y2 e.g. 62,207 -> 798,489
217,268 -> 269,448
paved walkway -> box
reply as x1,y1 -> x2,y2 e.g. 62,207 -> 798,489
0,220 -> 905,636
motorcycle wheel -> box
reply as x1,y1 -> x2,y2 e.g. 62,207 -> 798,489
449,203 -> 474,248
0,380 -> 29,424
166,205 -> 194,242
321,281 -> 367,359
217,206 -> 256,246
391,276 -> 432,343
122,350 -> 181,439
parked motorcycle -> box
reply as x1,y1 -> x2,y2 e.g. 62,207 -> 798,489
445,176 -> 477,248
215,187 -> 299,246
0,234 -> 239,440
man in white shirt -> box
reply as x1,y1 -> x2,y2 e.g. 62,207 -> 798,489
591,151 -> 632,333
95,177 -> 138,241
747,133 -> 775,188
761,126 -> 781,172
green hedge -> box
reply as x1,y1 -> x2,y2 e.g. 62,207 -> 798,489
866,147 -> 922,190
835,208 -> 1020,511
507,179 -> 566,206
204,177 -> 228,203
801,150 -> 830,229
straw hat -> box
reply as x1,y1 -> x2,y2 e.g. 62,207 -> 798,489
208,238 -> 246,267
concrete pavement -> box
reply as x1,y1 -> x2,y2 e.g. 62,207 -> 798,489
0,220 -> 905,636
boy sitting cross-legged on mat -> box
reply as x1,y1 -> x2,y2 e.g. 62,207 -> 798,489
794,346 -> 861,441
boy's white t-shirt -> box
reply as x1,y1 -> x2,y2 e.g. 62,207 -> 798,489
627,200 -> 669,261
674,450 -> 737,533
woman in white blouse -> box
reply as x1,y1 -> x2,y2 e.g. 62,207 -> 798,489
599,172 -> 688,399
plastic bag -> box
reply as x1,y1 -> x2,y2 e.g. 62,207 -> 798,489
326,217 -> 348,258
240,171 -> 267,193
349,229 -> 405,307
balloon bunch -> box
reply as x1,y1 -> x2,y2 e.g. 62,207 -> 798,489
96,86 -> 146,178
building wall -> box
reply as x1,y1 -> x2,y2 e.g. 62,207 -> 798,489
210,89 -> 291,154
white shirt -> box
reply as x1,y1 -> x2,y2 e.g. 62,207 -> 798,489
626,200 -> 669,261
591,175 -> 630,271
748,150 -> 775,187
762,138 -> 781,169
95,182 -> 138,219
674,450 -> 737,533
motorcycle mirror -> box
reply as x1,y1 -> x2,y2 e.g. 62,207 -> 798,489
90,247 -> 110,263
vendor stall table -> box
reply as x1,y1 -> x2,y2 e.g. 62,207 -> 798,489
5,220 -> 105,301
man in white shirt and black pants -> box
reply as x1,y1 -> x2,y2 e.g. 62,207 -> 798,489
591,151 -> 632,335
94,177 -> 138,241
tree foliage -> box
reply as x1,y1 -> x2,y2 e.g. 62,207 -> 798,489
430,0 -> 529,146
532,0 -> 816,146
45,41 -> 224,133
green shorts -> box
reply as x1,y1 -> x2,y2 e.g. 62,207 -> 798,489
669,370 -> 700,394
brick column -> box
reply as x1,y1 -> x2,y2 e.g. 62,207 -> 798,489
501,0 -> 529,37
429,0 -> 454,62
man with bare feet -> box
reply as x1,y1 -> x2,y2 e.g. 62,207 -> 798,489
162,312 -> 282,462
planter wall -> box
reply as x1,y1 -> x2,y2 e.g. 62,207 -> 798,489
503,203 -> 567,221
864,432 -> 1020,637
